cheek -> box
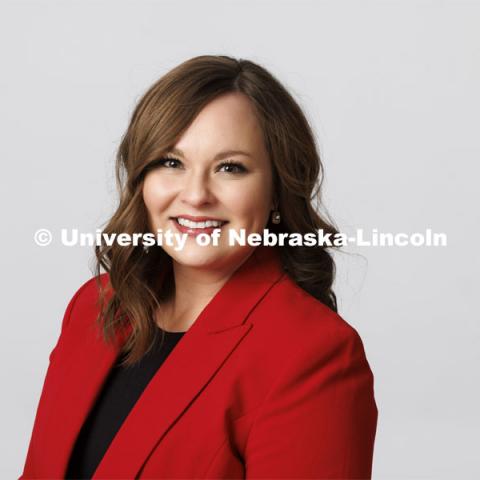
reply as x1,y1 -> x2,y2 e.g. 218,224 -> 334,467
142,175 -> 173,212
225,176 -> 272,220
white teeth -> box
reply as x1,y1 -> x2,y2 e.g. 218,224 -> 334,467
177,218 -> 225,229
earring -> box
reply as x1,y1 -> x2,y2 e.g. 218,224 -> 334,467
143,245 -> 150,254
271,210 -> 281,224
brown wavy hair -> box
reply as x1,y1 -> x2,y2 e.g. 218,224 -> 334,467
94,55 -> 340,366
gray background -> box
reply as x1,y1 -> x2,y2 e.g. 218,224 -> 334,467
1,0 -> 479,478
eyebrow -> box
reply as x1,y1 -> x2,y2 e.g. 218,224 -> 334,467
167,147 -> 253,161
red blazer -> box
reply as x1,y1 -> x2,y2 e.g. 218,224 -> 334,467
20,246 -> 378,479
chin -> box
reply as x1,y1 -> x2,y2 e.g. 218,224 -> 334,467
166,246 -> 228,269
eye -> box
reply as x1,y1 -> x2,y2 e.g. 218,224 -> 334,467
157,156 -> 183,169
217,161 -> 247,174
144,157 -> 247,175
144,156 -> 184,174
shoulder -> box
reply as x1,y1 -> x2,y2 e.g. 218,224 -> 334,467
260,273 -> 363,347
252,274 -> 376,408
60,272 -> 111,331
67,272 -> 110,309
250,272 -> 374,380
48,273 -> 111,362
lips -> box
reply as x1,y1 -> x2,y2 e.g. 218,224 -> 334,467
170,215 -> 227,223
170,216 -> 228,237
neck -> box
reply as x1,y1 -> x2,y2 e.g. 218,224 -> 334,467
158,249 -> 255,332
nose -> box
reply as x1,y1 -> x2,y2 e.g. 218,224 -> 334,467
179,170 -> 215,207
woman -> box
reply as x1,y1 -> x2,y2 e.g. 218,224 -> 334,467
20,55 -> 378,479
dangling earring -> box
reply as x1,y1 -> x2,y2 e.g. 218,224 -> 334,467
271,209 -> 281,224
143,245 -> 150,254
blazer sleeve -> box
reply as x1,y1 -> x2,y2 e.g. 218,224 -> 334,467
19,278 -> 97,479
244,322 -> 378,479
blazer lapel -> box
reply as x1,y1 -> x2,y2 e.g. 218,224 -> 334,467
93,245 -> 285,478
47,246 -> 283,479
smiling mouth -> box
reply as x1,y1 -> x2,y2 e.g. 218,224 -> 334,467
170,217 -> 229,230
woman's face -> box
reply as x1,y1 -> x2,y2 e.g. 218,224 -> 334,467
142,92 -> 274,270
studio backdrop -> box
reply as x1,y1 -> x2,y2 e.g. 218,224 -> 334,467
1,1 -> 479,479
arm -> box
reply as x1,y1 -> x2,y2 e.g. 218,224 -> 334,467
244,323 -> 378,479
20,277 -> 98,479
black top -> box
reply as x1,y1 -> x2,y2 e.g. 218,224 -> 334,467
65,328 -> 186,479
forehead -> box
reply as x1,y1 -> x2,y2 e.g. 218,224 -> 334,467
173,92 -> 266,156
